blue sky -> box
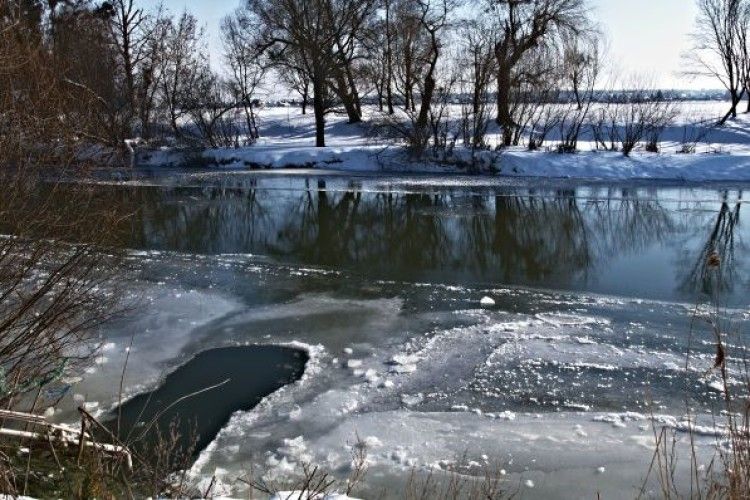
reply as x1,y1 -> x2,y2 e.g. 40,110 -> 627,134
159,0 -> 712,89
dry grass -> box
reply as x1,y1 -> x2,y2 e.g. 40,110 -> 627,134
641,250 -> 750,499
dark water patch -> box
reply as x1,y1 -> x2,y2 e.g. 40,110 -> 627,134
108,345 -> 307,456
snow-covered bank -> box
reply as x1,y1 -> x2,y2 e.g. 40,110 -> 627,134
139,142 -> 750,182
499,149 -> 750,181
135,102 -> 750,182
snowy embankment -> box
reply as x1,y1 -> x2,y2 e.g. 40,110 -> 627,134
499,148 -> 750,181
137,101 -> 750,182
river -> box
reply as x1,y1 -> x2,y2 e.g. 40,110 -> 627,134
58,170 -> 750,498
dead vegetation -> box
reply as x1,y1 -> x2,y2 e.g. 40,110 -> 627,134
641,249 -> 750,499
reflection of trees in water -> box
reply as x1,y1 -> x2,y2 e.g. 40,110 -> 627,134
680,191 -> 743,296
274,182 -> 453,270
582,188 -> 675,259
454,191 -> 593,283
454,189 -> 674,284
123,183 -> 682,286
130,181 -> 277,253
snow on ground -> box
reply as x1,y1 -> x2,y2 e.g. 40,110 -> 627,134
137,101 -> 750,181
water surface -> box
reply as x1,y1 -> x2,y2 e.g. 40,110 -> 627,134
98,173 -> 748,306
64,171 -> 750,498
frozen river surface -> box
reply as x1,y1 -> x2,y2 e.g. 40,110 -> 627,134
63,171 -> 749,498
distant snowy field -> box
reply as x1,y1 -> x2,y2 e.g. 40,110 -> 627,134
138,100 -> 750,181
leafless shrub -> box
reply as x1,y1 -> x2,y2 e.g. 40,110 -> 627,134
241,441 -> 367,499
184,72 -> 244,149
240,437 -> 512,500
619,91 -> 678,156
503,46 -> 560,148
0,14 -> 175,498
429,72 -> 461,157
528,103 -> 562,151
346,435 -> 369,495
679,115 -> 715,154
590,103 -> 622,152
0,12 -> 131,410
0,407 -> 201,498
591,80 -> 678,156
140,419 -> 201,498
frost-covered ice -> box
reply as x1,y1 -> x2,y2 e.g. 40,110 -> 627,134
101,258 -> 730,498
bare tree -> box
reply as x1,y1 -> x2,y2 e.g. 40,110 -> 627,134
414,0 -> 452,132
687,0 -> 747,124
557,30 -> 601,152
381,0 -> 454,157
459,18 -> 497,151
222,9 -> 267,142
383,0 -> 396,114
0,9 -> 128,410
326,0 -> 379,123
45,1 -> 130,148
106,0 -> 164,138
737,0 -> 750,111
246,0 -> 339,147
279,62 -> 312,114
243,0 -> 383,146
391,0 -> 426,113
158,11 -> 206,140
487,0 -> 589,146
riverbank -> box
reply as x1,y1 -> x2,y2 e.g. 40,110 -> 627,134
135,102 -> 750,182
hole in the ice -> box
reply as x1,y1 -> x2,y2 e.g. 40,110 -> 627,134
106,345 -> 308,458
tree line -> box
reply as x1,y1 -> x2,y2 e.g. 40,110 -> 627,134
0,0 -> 602,155
2,0 -> 749,160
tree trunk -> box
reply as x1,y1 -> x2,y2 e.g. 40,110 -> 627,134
313,74 -> 326,147
386,78 -> 394,115
333,71 -> 361,123
496,67 -> 514,146
720,89 -> 745,124
416,75 -> 435,130
344,65 -> 362,117
416,37 -> 439,131
385,0 -> 394,115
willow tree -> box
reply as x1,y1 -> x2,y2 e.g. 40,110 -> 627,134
487,0 -> 590,146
